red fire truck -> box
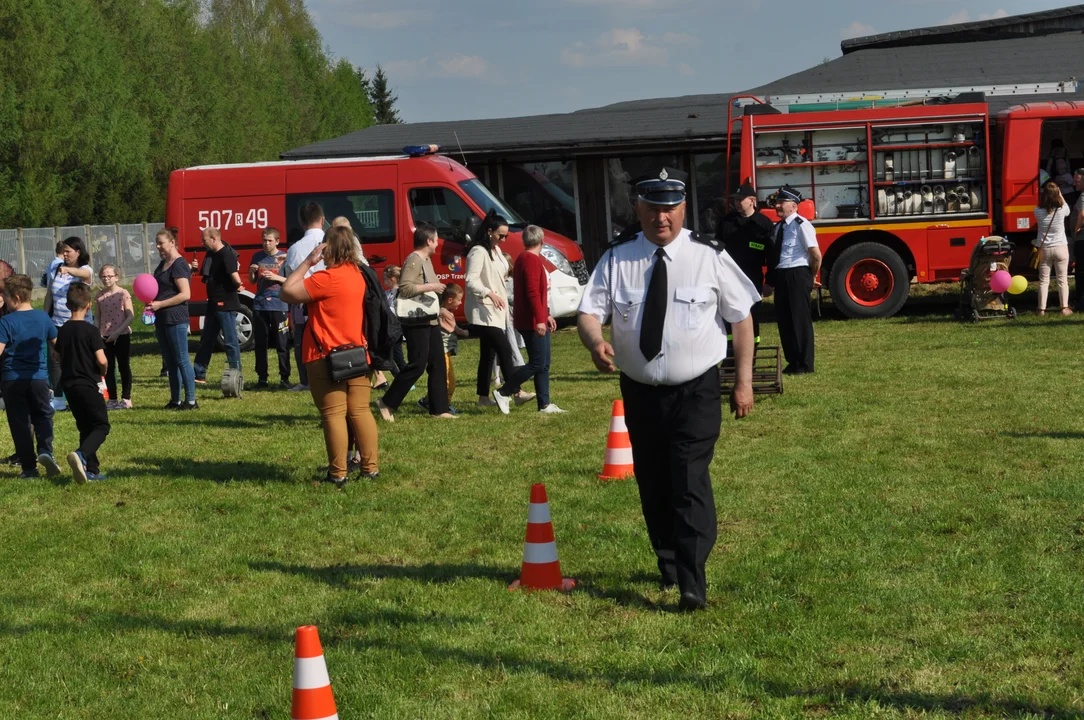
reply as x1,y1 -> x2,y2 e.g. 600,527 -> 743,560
165,147 -> 588,347
725,81 -> 1082,318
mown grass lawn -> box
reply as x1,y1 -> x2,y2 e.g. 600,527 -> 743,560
1,289 -> 1082,719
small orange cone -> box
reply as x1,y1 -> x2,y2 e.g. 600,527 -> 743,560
509,483 -> 575,591
291,626 -> 338,720
598,399 -> 634,480
99,377 -> 109,401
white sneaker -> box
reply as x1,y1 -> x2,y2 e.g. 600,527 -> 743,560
513,391 -> 536,407
538,404 -> 567,414
492,390 -> 510,415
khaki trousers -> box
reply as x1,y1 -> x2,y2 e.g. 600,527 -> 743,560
1038,244 -> 1070,311
306,360 -> 378,478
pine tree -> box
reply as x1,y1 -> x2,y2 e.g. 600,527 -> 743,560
371,64 -> 401,125
355,65 -> 372,103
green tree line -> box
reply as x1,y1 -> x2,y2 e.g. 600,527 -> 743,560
0,0 -> 377,228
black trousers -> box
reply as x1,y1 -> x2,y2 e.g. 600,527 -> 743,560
620,367 -> 722,598
774,266 -> 815,372
723,302 -> 762,358
382,323 -> 449,414
389,339 -> 406,375
104,334 -> 132,401
253,309 -> 291,384
65,384 -> 110,475
1075,239 -> 1084,306
470,324 -> 517,397
1,379 -> 53,473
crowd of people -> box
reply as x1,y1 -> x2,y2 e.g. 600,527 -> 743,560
0,202 -> 566,487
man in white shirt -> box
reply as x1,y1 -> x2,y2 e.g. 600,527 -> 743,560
764,186 -> 821,374
578,168 -> 760,612
283,202 -> 326,390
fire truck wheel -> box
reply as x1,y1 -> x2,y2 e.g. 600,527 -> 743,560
216,305 -> 255,353
829,242 -> 910,319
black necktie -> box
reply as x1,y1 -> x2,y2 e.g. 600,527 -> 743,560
640,247 -> 667,361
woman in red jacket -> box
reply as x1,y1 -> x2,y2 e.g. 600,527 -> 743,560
497,225 -> 566,413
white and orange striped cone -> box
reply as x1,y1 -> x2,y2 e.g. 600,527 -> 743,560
291,625 -> 338,720
99,376 -> 109,400
598,399 -> 634,480
508,483 -> 575,592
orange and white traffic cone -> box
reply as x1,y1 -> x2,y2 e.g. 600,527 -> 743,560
598,399 -> 634,480
508,483 -> 575,592
291,625 -> 338,720
99,376 -> 109,401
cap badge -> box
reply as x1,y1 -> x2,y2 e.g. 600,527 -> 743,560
658,168 -> 668,181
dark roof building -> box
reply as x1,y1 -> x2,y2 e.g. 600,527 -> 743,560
283,5 -> 1084,265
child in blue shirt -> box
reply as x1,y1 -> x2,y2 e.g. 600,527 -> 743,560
0,275 -> 61,478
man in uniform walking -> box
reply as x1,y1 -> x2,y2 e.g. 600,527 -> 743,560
718,183 -> 774,349
764,185 -> 820,374
578,168 -> 760,611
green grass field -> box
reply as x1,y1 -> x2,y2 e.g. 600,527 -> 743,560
1,291 -> 1083,719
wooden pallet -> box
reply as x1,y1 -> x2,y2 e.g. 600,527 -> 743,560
720,345 -> 783,395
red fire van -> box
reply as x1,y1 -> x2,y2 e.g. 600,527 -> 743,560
164,147 -> 588,347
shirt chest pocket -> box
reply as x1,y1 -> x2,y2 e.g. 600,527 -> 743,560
674,286 -> 714,329
612,287 -> 643,328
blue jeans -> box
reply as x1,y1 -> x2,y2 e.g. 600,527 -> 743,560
193,310 -> 240,378
156,322 -> 196,403
501,331 -> 550,409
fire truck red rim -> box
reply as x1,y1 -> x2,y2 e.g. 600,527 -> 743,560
845,258 -> 895,307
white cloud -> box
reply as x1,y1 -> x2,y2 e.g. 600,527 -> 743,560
560,28 -> 668,67
437,55 -> 489,78
840,20 -> 877,40
939,8 -> 1009,25
679,63 -> 695,77
344,10 -> 423,29
381,55 -> 490,82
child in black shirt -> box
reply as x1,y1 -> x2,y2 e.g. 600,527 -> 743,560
55,282 -> 110,483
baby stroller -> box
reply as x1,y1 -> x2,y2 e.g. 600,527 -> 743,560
956,236 -> 1017,322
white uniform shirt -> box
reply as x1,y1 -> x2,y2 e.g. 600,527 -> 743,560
284,228 -> 326,278
776,214 -> 818,269
578,228 -> 760,386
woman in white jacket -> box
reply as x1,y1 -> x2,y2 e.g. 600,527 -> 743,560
465,212 -> 519,414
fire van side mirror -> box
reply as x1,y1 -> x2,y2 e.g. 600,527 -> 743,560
463,215 -> 482,245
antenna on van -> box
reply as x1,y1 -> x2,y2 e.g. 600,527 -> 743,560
453,131 -> 467,167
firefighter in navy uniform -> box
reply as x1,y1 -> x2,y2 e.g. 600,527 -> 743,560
577,168 -> 761,612
764,185 -> 821,374
718,183 -> 774,350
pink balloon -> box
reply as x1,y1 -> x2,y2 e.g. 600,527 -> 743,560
133,273 -> 158,303
990,269 -> 1012,294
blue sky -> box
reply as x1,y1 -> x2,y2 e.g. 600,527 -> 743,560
307,0 -> 1071,122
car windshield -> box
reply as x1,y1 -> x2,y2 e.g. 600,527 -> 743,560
458,179 -> 526,226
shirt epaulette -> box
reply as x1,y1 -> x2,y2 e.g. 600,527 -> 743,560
794,215 -> 805,224
689,230 -> 725,252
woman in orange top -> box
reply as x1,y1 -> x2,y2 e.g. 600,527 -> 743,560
281,226 -> 378,487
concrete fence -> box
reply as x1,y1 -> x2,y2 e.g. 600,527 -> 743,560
0,223 -> 165,283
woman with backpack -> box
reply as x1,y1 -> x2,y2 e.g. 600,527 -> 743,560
376,223 -> 454,421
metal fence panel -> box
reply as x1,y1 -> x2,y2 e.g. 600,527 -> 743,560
89,225 -> 118,277
0,229 -> 19,273
23,227 -> 58,286
118,224 -> 146,278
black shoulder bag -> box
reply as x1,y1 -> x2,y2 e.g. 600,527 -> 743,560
309,267 -> 371,382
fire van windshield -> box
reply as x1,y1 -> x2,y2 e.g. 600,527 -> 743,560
458,179 -> 526,227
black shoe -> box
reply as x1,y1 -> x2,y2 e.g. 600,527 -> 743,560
790,367 -> 813,375
373,381 -> 389,390
359,471 -> 380,481
163,401 -> 182,410
323,474 -> 347,490
2,453 -> 20,466
159,368 -> 168,378
678,591 -> 707,612
417,397 -> 430,411
176,401 -> 199,411
254,380 -> 269,389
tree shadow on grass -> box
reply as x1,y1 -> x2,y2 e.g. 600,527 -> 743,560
999,431 -> 1084,440
252,560 -> 667,611
111,455 -> 301,483
142,414 -> 315,429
